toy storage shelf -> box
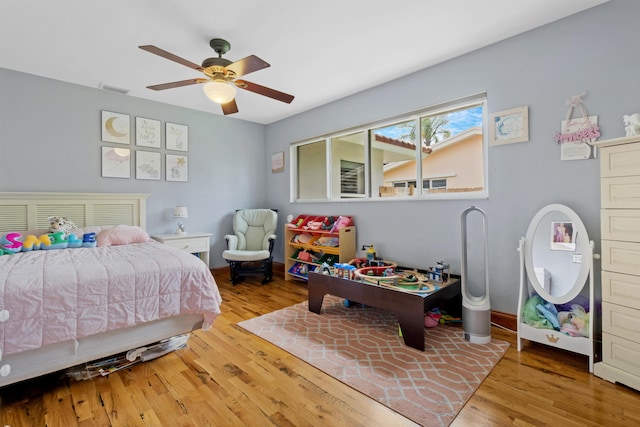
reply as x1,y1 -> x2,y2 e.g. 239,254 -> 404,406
284,214 -> 356,282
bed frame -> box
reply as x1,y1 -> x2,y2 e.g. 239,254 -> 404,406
0,191 -> 148,233
0,192 -> 205,387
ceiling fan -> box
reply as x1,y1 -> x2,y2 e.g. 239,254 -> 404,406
139,38 -> 294,115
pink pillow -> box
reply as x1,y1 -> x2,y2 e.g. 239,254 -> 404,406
96,225 -> 150,247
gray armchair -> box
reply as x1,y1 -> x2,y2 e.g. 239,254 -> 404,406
222,209 -> 277,284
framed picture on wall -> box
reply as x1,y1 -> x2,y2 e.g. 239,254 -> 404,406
166,122 -> 188,151
101,146 -> 131,178
136,150 -> 161,180
489,106 -> 529,146
135,117 -> 161,148
166,154 -> 188,182
101,111 -> 130,144
271,151 -> 284,173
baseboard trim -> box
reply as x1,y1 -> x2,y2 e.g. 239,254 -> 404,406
491,310 -> 517,332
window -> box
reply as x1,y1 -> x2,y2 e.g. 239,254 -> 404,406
295,140 -> 327,200
331,131 -> 366,199
340,160 -> 365,197
292,95 -> 486,201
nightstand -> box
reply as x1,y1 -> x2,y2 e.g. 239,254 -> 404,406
151,233 -> 212,268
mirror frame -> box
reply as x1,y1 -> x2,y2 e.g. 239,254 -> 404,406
523,203 -> 591,304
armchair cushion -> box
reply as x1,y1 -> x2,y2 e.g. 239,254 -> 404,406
230,209 -> 277,252
222,249 -> 271,262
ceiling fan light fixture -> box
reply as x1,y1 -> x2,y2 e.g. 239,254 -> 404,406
203,81 -> 236,104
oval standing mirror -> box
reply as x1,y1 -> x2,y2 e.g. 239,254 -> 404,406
523,204 -> 591,304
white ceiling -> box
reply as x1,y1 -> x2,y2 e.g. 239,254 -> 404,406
1,0 -> 608,124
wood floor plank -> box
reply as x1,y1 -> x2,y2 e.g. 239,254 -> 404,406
1,271 -> 639,426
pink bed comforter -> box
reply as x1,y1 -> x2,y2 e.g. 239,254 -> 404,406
0,240 -> 222,356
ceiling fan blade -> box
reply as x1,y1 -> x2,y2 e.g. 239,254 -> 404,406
236,80 -> 294,104
225,55 -> 270,78
221,99 -> 239,115
146,78 -> 204,91
139,45 -> 203,71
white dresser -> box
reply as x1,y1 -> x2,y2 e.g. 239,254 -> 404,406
593,135 -> 640,391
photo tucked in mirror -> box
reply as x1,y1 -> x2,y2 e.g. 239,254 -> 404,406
550,221 -> 575,251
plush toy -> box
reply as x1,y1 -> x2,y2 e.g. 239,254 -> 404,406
0,231 -> 97,253
48,216 -> 78,236
1,232 -> 23,253
67,233 -> 83,248
558,304 -> 589,337
43,231 -> 68,250
82,232 -> 97,248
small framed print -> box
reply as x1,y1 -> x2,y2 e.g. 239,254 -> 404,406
166,122 -> 188,151
271,151 -> 284,173
101,111 -> 130,144
136,117 -> 161,148
166,154 -> 188,182
101,146 -> 131,178
489,106 -> 529,146
136,150 -> 161,180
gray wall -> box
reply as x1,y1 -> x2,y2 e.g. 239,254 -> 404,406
265,0 -> 640,314
0,68 -> 267,266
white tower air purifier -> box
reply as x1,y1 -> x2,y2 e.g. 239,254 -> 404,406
460,206 -> 491,344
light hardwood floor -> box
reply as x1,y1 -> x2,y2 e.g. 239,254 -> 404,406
1,270 -> 639,426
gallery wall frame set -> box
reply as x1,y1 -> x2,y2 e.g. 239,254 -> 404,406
100,110 -> 188,181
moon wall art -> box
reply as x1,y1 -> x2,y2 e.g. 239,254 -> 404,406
101,111 -> 130,144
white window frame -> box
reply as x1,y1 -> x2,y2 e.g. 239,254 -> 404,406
290,93 -> 488,203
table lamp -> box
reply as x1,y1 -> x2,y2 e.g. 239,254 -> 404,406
174,206 -> 188,234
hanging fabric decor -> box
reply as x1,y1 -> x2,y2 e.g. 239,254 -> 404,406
553,92 -> 600,161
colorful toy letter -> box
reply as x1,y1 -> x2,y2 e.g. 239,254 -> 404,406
67,233 -> 83,248
82,232 -> 97,248
22,235 -> 47,251
43,231 -> 68,250
2,233 -> 23,253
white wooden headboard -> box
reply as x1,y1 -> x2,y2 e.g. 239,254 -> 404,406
0,192 -> 149,233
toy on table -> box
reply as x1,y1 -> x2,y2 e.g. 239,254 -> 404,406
426,261 -> 450,284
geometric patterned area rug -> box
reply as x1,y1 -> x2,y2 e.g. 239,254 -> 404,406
238,295 -> 510,426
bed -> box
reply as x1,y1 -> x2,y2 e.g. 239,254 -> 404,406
0,192 -> 222,387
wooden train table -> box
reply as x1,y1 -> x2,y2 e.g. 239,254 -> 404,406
307,272 -> 461,351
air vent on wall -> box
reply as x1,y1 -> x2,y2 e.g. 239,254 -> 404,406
98,82 -> 130,95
